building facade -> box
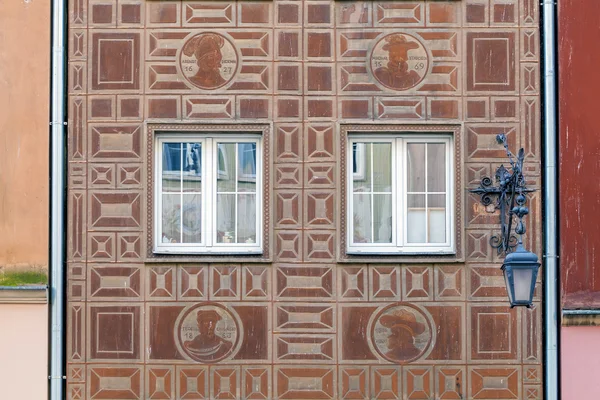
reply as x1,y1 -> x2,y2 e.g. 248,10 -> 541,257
65,0 -> 544,399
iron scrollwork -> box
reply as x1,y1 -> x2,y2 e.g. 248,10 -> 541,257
470,134 -> 535,255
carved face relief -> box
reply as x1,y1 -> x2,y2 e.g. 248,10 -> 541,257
179,32 -> 239,90
175,304 -> 241,363
370,33 -> 429,91
370,303 -> 434,363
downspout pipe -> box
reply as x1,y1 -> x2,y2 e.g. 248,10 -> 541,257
542,0 -> 559,399
49,0 -> 67,397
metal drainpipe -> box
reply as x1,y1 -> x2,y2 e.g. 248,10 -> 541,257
49,0 -> 67,397
542,0 -> 559,399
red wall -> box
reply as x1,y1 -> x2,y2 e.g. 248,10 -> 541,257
559,1 -> 600,308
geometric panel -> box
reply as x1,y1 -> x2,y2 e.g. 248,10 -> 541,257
275,334 -> 335,362
466,124 -> 518,160
339,366 -> 368,400
88,366 -> 142,399
146,366 -> 174,399
91,32 -> 141,90
369,266 -> 401,301
435,367 -> 465,400
89,124 -> 142,160
242,366 -> 271,400
210,266 -> 241,300
338,266 -> 368,301
468,264 -> 508,300
403,367 -> 433,400
241,265 -> 271,300
304,230 -> 336,262
434,265 -> 465,300
402,266 -> 433,300
275,366 -> 336,399
89,265 -> 142,299
147,266 -> 176,300
211,367 -> 240,400
89,192 -> 141,229
178,266 -> 208,300
177,366 -> 208,399
89,304 -> 142,361
305,191 -> 335,228
275,265 -> 335,300
469,304 -> 519,362
467,32 -> 516,92
371,366 -> 401,399
275,303 -> 335,332
469,367 -> 520,399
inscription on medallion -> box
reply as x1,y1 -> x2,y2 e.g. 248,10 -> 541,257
369,33 -> 429,91
179,32 -> 238,90
369,303 -> 434,363
175,304 -> 241,363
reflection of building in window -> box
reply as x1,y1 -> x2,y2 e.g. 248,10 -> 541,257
348,134 -> 453,254
155,135 -> 262,254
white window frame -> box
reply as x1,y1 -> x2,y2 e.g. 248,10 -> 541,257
347,134 -> 454,255
154,133 -> 263,254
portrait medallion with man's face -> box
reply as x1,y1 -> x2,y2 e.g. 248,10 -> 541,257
179,32 -> 239,90
175,304 -> 241,363
370,303 -> 434,363
369,33 -> 429,91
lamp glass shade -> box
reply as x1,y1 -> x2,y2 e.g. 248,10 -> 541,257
501,244 -> 540,307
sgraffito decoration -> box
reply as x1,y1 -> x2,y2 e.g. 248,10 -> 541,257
179,32 -> 239,90
370,33 -> 429,91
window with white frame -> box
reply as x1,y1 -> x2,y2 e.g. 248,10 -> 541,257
347,134 -> 454,254
155,134 -> 262,254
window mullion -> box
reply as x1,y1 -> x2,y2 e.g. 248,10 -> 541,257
179,143 -> 184,244
234,143 -> 239,243
206,138 -> 214,248
399,138 -> 405,248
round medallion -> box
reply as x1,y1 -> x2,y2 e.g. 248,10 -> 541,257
175,304 -> 241,363
369,33 -> 429,91
179,32 -> 239,90
369,303 -> 435,363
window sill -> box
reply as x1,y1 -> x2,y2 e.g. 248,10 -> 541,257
337,253 -> 465,264
0,286 -> 48,304
145,253 -> 272,264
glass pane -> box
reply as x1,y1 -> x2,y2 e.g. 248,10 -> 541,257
373,194 -> 392,243
181,194 -> 202,243
406,194 -> 425,243
352,194 -> 372,243
427,143 -> 446,192
182,143 -> 202,192
162,143 -> 181,192
237,194 -> 257,243
217,143 -> 236,193
428,194 -> 446,243
372,143 -> 392,192
237,143 -> 257,193
161,194 -> 181,243
216,194 -> 236,243
353,143 -> 371,192
407,143 -> 426,192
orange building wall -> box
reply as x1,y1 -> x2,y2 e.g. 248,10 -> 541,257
0,0 -> 50,270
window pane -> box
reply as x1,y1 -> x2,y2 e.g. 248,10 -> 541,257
428,194 -> 446,243
372,143 -> 392,192
407,143 -> 426,192
238,143 -> 257,193
181,194 -> 202,243
182,143 -> 202,192
162,193 -> 181,243
427,143 -> 446,192
237,194 -> 256,243
353,143 -> 371,192
162,143 -> 181,192
373,194 -> 392,243
217,143 -> 236,193
406,194 -> 425,243
353,193 -> 372,243
216,194 -> 236,243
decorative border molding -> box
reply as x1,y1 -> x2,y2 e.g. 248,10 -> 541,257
0,286 -> 48,304
145,123 -> 272,263
338,124 -> 464,263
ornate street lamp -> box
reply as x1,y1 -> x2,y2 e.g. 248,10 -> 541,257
470,134 -> 540,308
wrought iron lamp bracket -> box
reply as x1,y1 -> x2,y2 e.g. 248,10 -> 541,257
470,134 -> 536,255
